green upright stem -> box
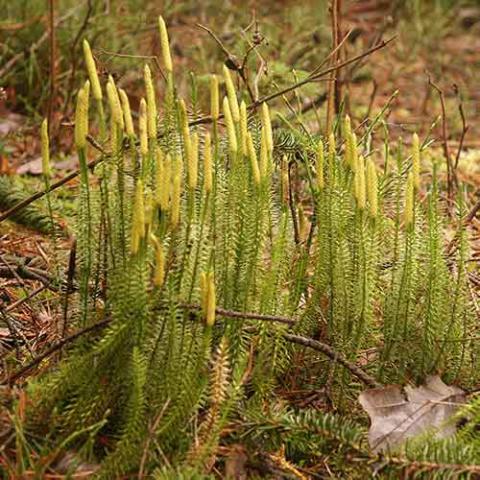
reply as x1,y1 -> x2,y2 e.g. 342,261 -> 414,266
78,147 -> 92,327
42,174 -> 60,279
187,192 -> 210,302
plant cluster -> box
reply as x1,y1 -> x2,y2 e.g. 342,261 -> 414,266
4,15 -> 480,479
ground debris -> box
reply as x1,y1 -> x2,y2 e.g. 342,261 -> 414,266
359,375 -> 466,452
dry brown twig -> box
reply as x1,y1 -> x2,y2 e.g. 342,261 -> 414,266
138,399 -> 172,479
4,285 -> 48,314
239,21 -> 267,102
196,23 -> 256,102
95,48 -> 165,81
2,318 -> 111,385
47,0 -> 57,130
3,304 -> 380,389
62,0 -> 94,115
427,75 -> 456,199
453,84 -> 469,171
0,264 -> 56,291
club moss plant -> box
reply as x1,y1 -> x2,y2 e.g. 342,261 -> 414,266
10,16 -> 480,479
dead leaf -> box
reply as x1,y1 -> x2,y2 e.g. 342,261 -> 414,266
15,154 -> 79,175
54,154 -> 79,171
16,157 -> 43,175
359,375 -> 465,452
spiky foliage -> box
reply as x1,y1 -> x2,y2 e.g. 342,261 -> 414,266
186,338 -> 230,470
15,17 -> 480,479
240,406 -> 480,479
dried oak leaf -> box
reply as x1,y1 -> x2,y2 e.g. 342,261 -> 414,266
359,375 -> 465,452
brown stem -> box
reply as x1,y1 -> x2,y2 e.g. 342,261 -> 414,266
62,0 -> 94,116
196,23 -> 256,102
5,285 -> 48,313
465,196 -> 480,224
428,76 -> 455,199
454,84 -> 469,171
4,303 -> 380,389
325,0 -> 338,135
0,265 -> 56,291
47,0 -> 57,131
138,399 -> 171,479
2,319 -> 110,385
283,333 -> 381,388
333,0 -> 343,114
